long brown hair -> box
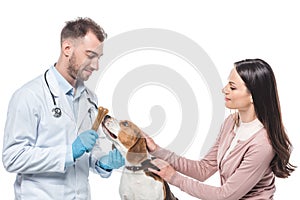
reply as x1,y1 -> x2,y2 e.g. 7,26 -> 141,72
235,58 -> 295,178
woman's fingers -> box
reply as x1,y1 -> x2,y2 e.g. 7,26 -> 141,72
141,130 -> 158,152
149,159 -> 176,182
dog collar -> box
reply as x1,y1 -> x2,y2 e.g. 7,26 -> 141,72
125,158 -> 160,172
125,165 -> 145,172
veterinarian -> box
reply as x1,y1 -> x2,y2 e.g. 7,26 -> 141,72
2,17 -> 124,199
144,59 -> 296,199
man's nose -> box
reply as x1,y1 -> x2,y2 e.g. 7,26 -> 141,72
90,59 -> 99,71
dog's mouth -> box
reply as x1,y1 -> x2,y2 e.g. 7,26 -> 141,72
102,123 -> 117,139
101,116 -> 118,140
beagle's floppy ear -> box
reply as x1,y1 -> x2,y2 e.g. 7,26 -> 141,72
126,137 -> 147,165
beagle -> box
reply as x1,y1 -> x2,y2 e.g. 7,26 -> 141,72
101,115 -> 178,200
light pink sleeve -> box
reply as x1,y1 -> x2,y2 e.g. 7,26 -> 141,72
151,140 -> 219,182
151,118 -> 230,181
168,143 -> 275,200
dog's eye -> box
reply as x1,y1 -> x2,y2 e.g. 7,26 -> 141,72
122,121 -> 129,127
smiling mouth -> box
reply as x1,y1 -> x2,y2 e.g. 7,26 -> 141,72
102,122 -> 118,139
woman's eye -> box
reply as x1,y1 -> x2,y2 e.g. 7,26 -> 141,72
230,87 -> 236,90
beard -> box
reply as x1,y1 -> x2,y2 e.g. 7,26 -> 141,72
67,53 -> 79,81
67,53 -> 96,82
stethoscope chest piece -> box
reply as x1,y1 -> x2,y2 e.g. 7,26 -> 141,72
52,107 -> 62,118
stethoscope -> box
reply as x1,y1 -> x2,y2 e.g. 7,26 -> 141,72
44,69 -> 62,118
44,69 -> 98,118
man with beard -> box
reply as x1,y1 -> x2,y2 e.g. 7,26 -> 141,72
2,17 -> 124,200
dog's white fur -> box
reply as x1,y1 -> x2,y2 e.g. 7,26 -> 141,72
102,115 -> 174,200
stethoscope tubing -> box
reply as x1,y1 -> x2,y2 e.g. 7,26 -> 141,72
44,69 -> 62,118
44,69 -> 98,118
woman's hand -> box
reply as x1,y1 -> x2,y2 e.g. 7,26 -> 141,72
141,131 -> 158,152
149,158 -> 176,182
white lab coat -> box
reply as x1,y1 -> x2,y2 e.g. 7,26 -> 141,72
2,67 -> 111,200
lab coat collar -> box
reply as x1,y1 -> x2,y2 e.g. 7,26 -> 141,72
49,65 -> 87,97
51,65 -> 74,96
74,80 -> 86,100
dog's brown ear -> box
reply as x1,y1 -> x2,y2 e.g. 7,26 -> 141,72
126,137 -> 147,165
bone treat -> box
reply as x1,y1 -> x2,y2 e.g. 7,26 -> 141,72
92,106 -> 109,131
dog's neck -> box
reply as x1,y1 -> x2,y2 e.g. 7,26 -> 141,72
125,154 -> 159,172
115,145 -> 151,168
125,151 -> 150,167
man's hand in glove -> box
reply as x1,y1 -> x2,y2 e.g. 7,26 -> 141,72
97,149 -> 125,170
72,130 -> 98,160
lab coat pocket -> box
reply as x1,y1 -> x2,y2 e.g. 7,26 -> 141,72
21,178 -> 64,200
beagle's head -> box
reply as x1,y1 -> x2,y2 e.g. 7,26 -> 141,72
101,115 -> 147,165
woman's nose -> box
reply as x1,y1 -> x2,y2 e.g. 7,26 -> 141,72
222,86 -> 229,94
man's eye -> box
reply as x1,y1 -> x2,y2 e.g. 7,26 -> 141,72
87,55 -> 96,59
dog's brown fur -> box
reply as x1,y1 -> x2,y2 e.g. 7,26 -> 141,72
102,117 -> 178,200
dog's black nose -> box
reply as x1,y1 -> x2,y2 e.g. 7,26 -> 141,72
104,115 -> 111,121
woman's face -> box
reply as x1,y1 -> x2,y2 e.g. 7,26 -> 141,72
222,67 -> 253,111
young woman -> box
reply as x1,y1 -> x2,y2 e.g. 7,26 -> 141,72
143,58 -> 295,199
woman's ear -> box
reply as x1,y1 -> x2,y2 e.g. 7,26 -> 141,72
250,96 -> 253,103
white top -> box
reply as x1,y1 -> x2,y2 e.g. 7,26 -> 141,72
223,118 -> 264,159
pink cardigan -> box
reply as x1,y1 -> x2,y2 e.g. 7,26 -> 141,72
152,115 -> 275,199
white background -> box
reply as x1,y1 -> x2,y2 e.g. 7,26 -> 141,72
0,0 -> 299,199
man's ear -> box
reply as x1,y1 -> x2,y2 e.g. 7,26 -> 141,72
126,137 -> 147,165
62,40 -> 73,57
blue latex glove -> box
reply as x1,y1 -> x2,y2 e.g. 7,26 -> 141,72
98,149 -> 125,170
72,130 -> 98,160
